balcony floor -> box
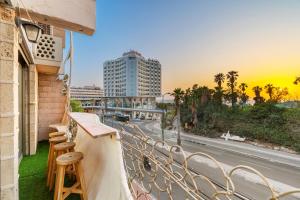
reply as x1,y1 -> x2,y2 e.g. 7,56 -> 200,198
19,142 -> 80,200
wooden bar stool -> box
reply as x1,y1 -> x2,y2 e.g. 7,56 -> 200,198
47,132 -> 66,169
47,136 -> 67,187
54,152 -> 87,200
49,132 -> 65,138
47,132 -> 66,171
49,142 -> 76,191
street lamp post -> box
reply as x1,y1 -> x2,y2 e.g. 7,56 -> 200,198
177,106 -> 181,147
161,92 -> 170,143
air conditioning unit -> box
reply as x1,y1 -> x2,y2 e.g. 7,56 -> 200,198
33,34 -> 63,74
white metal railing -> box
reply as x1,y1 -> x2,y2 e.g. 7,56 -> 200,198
120,126 -> 300,200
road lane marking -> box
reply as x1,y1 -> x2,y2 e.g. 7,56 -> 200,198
240,160 -> 271,170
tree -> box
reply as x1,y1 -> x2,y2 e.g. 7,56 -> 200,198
294,77 -> 300,85
272,87 -> 289,102
213,73 -> 225,105
239,83 -> 249,106
171,88 -> 185,147
70,100 -> 84,112
214,73 -> 225,88
226,71 -> 239,107
199,86 -> 212,105
264,84 -> 275,101
264,84 -> 288,103
252,86 -> 265,104
190,85 -> 199,127
183,88 -> 191,105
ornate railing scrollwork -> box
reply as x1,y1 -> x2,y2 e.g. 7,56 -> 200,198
68,118 -> 78,141
119,126 -> 300,200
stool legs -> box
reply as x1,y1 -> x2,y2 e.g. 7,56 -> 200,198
54,154 -> 88,200
49,149 -> 73,191
49,150 -> 62,191
75,162 -> 88,200
54,165 -> 65,200
47,143 -> 54,187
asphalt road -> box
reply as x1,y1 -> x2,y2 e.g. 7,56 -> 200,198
105,118 -> 300,200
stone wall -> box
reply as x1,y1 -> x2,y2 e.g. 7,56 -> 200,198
38,73 -> 66,141
0,4 -> 19,199
29,65 -> 38,154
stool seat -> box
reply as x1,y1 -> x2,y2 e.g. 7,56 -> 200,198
54,142 -> 75,151
49,132 -> 65,138
56,152 -> 83,166
49,136 -> 67,144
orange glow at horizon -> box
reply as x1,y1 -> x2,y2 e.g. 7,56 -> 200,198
163,69 -> 300,100
162,42 -> 300,100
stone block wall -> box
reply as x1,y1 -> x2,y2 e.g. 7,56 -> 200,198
38,73 -> 66,141
0,4 -> 19,199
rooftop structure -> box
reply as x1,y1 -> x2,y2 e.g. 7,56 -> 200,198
70,85 -> 104,101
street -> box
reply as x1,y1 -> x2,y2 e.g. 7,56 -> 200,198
105,118 -> 300,200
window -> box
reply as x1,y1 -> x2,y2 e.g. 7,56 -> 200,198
38,23 -> 52,35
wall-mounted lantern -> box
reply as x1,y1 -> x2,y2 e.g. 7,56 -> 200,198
22,22 -> 42,43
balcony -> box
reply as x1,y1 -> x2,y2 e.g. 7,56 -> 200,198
19,112 -> 300,200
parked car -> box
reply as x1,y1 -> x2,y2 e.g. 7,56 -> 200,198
115,113 -> 130,122
104,112 -> 114,117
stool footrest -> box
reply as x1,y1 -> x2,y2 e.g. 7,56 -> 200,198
62,182 -> 82,198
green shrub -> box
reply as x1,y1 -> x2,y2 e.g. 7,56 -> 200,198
70,100 -> 84,112
180,102 -> 300,152
293,143 -> 300,153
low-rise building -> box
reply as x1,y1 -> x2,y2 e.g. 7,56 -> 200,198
70,85 -> 104,106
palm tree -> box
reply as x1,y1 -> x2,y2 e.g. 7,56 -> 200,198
239,83 -> 249,106
214,73 -> 225,88
239,83 -> 248,92
226,71 -> 239,107
183,88 -> 191,104
190,85 -> 199,127
171,88 -> 185,147
214,73 -> 225,105
264,84 -> 275,101
252,86 -> 264,104
294,77 -> 300,85
199,86 -> 212,105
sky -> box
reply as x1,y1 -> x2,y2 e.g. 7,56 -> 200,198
69,0 -> 300,99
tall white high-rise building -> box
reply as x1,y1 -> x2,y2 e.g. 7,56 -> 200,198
103,50 -> 161,97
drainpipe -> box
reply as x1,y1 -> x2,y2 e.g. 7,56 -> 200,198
27,66 -> 30,155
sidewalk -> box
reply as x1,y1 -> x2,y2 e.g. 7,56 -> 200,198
143,121 -> 300,169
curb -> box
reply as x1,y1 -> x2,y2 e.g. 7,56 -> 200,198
182,137 -> 300,171
143,122 -> 300,170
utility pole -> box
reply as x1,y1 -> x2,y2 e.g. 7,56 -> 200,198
161,92 -> 170,143
161,111 -> 165,143
177,106 -> 181,146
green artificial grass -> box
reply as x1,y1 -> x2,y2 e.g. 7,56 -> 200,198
19,141 -> 80,200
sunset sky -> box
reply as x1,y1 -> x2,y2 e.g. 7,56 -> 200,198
69,0 -> 300,99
